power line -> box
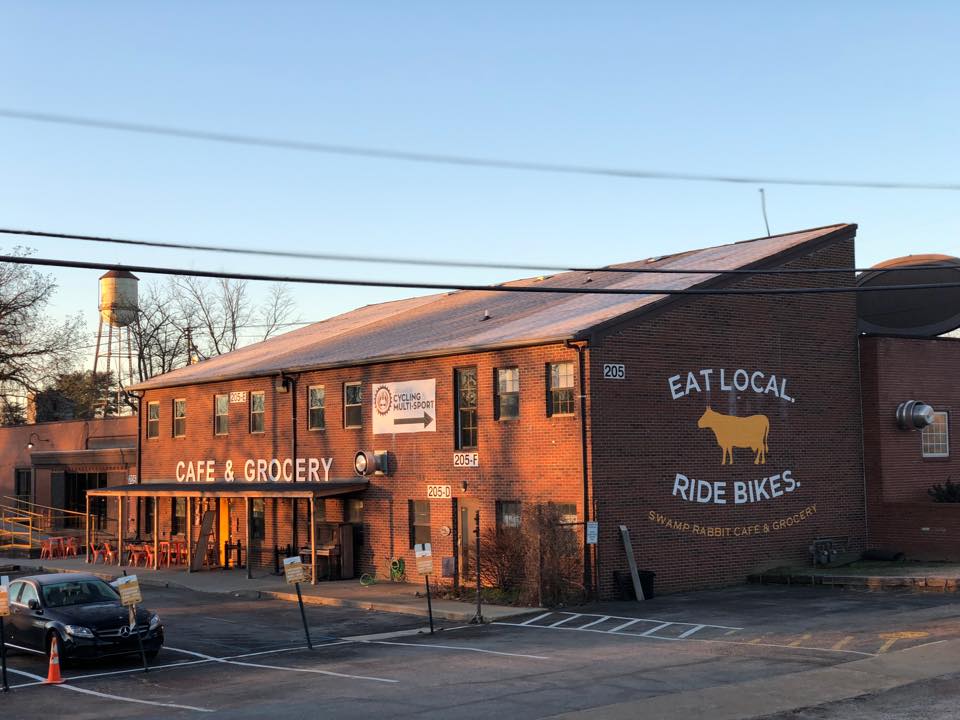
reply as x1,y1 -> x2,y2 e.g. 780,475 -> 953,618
1,226 -> 951,276
2,108 -> 959,192
3,253 -> 960,296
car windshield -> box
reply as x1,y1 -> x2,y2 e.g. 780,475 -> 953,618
41,579 -> 119,608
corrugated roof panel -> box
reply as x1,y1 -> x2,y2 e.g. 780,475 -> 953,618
131,224 -> 853,390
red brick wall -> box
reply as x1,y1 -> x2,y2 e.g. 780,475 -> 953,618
861,335 -> 960,557
138,344 -> 588,579
590,233 -> 866,595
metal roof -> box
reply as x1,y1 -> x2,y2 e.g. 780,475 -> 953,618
131,224 -> 854,391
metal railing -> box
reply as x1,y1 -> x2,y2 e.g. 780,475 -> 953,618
0,496 -> 95,551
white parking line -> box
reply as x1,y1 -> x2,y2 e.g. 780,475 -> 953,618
549,614 -> 583,628
579,616 -> 610,630
640,622 -> 674,637
520,612 -> 553,626
367,639 -> 549,660
5,666 -> 214,713
165,645 -> 398,683
609,619 -> 643,633
678,624 -> 705,639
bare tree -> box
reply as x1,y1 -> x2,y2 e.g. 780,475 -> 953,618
0,248 -> 84,404
129,278 -> 299,382
129,282 -> 190,382
258,283 -> 299,341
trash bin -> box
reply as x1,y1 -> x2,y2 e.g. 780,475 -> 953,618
613,570 -> 656,600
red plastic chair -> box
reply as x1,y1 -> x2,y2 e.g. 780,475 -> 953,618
89,543 -> 104,564
65,537 -> 79,557
102,542 -> 116,565
40,539 -> 53,559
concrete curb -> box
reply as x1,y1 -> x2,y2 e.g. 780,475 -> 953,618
750,571 -> 960,592
547,638 -> 960,720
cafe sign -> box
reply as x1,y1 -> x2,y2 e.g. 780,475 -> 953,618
175,456 -> 334,483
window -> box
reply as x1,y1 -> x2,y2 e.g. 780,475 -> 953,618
14,468 -> 32,507
173,399 -> 186,437
494,367 -> 520,420
250,391 -> 265,433
923,411 -> 950,458
251,499 -> 265,540
171,497 -> 187,536
408,500 -> 431,547
16,582 -> 38,607
64,472 -> 107,528
147,401 -> 160,438
308,386 -> 325,430
548,362 -> 575,416
557,503 -> 578,525
455,367 -> 478,449
344,382 -> 362,428
214,394 -> 229,435
496,500 -> 521,530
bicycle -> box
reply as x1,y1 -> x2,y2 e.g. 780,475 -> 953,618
359,558 -> 406,586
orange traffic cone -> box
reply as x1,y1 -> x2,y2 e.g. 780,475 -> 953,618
45,634 -> 64,684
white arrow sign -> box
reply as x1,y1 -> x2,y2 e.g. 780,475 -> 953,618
372,380 -> 437,434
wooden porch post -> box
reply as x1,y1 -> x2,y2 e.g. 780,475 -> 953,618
310,496 -> 317,586
186,496 -> 193,574
153,496 -> 159,570
85,494 -> 90,564
117,496 -> 124,566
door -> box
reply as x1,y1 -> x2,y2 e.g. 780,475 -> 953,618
459,499 -> 480,578
218,498 -> 231,566
9,581 -> 45,651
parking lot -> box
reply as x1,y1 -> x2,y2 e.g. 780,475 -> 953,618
3,575 -> 960,719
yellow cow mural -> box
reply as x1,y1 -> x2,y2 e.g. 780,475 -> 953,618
697,406 -> 769,465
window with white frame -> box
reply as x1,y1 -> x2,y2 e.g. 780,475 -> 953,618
922,411 -> 950,457
173,399 -> 186,437
214,394 -> 229,435
147,401 -> 160,438
250,391 -> 265,433
308,386 -> 325,430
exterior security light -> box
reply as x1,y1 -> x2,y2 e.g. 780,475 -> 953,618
354,450 -> 388,477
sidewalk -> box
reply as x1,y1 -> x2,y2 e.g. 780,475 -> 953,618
549,637 -> 960,719
750,561 -> 960,592
0,555 -> 534,623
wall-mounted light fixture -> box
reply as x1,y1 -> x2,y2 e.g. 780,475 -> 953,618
354,450 -> 389,477
896,400 -> 935,430
26,432 -> 49,449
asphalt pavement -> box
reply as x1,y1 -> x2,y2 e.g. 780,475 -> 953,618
3,575 -> 960,719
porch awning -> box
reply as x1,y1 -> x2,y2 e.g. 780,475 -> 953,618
87,479 -> 368,499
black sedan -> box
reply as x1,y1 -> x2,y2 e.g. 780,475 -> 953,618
3,573 -> 164,663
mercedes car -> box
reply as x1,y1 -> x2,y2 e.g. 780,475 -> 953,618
3,573 -> 164,663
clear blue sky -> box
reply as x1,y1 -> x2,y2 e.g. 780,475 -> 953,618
3,2 -> 959,358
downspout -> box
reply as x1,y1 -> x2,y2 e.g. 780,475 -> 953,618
565,339 -> 592,598
131,391 -> 143,543
288,374 -> 299,552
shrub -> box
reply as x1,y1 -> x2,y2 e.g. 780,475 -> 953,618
928,477 -> 960,503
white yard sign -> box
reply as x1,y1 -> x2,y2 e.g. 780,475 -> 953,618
372,379 -> 437,434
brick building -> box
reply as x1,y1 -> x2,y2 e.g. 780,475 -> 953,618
91,223 -> 867,596
861,335 -> 960,560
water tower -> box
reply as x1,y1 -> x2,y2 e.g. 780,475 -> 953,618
93,270 -> 139,414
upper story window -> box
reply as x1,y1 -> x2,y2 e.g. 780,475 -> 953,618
250,391 -> 265,433
455,367 -> 478,449
923,411 -> 950,458
173,399 -> 187,437
214,394 -> 229,436
308,386 -> 325,430
548,362 -> 575,416
146,401 -> 160,438
494,367 -> 520,420
344,382 -> 362,428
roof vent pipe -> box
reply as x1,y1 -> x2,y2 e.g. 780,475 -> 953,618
481,310 -> 491,321
896,400 -> 935,430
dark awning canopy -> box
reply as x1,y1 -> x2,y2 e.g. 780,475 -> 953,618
88,479 -> 368,499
